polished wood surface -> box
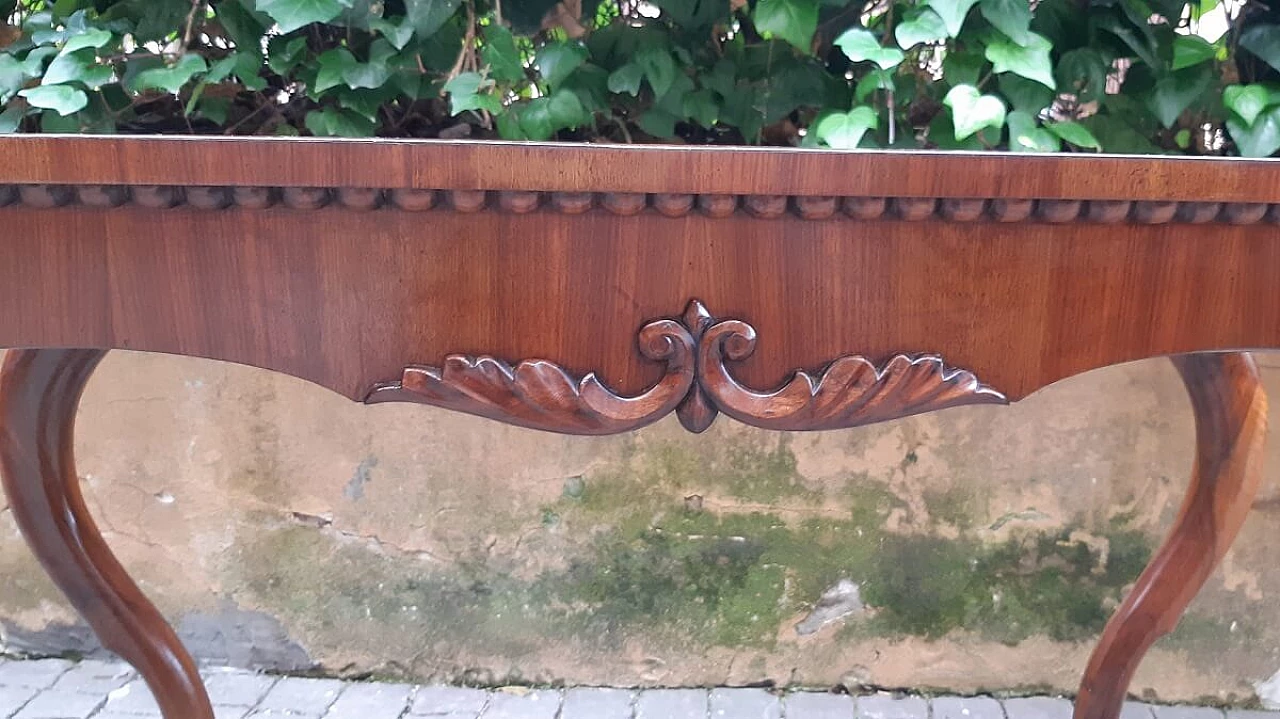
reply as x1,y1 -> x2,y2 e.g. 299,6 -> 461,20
0,349 -> 213,719
1076,354 -> 1267,719
0,137 -> 1277,718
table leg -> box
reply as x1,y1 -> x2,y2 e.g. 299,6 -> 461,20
0,349 -> 213,719
1075,352 -> 1267,719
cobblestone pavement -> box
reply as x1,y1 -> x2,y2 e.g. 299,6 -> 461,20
0,658 -> 1273,719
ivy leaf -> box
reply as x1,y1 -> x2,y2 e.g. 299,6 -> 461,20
979,0 -> 1031,46
834,28 -> 904,70
18,84 -> 87,115
1228,106 -> 1280,157
1056,47 -> 1108,102
1224,84 -> 1272,127
683,88 -> 719,127
369,16 -> 415,50
59,27 -> 111,55
42,49 -> 113,88
607,62 -> 644,96
1172,34 -> 1217,71
519,89 -> 589,139
267,36 -> 308,75
1240,23 -> 1280,75
999,73 -> 1054,113
0,104 -> 25,133
895,8 -> 948,49
444,71 -> 502,115
405,0 -> 462,37
944,83 -> 1006,140
1045,120 -> 1102,150
130,53 -> 207,94
536,41 -> 588,90
635,46 -> 678,98
342,40 -> 395,89
753,0 -> 819,52
1007,110 -> 1059,152
257,0 -> 351,34
855,68 -> 894,101
0,56 -> 25,103
925,0 -> 980,38
314,49 -> 353,94
813,106 -> 878,148
1146,64 -> 1213,128
481,25 -> 524,83
985,32 -> 1055,89
304,106 -> 376,136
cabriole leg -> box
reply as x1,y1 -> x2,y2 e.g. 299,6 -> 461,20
1075,352 -> 1267,719
0,349 -> 212,719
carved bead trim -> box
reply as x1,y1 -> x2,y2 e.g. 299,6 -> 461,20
6,184 -> 1280,225
367,300 -> 1008,435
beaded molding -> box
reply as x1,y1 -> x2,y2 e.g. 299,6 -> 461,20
2,184 -> 1278,224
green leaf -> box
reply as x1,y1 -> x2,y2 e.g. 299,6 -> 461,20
444,71 -> 502,114
267,36 -> 307,75
607,62 -> 644,96
304,106 -> 376,136
0,56 -> 25,104
895,8 -> 948,49
1240,23 -> 1280,76
985,32 -> 1055,89
405,0 -> 462,36
257,0 -> 351,34
18,83 -> 87,115
342,40 -> 395,89
979,0 -> 1031,46
855,68 -> 894,101
941,50 -> 985,86
1224,84 -> 1272,127
925,0 -> 980,37
683,88 -> 719,127
635,46 -> 678,98
130,53 -> 207,94
753,0 -> 819,52
637,107 -> 678,138
944,83 -> 1006,140
314,48 -> 356,94
519,89 -> 589,139
834,28 -> 904,70
1146,64 -> 1213,128
1006,110 -> 1059,152
999,73 -> 1054,113
59,27 -> 111,55
1055,48 -> 1109,102
1228,106 -> 1280,157
481,25 -> 524,83
1095,12 -> 1159,69
813,106 -> 878,148
0,104 -> 25,133
536,41 -> 587,89
42,49 -> 112,88
1172,34 -> 1217,71
1045,120 -> 1102,150
369,16 -> 415,50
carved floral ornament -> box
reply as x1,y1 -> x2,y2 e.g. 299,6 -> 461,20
365,301 -> 1008,435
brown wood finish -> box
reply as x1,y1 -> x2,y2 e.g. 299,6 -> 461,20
0,136 -> 1278,718
0,349 -> 213,719
1076,353 -> 1268,719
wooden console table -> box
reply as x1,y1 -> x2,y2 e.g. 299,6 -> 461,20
0,136 -> 1275,718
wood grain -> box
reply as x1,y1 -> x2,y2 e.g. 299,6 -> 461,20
0,349 -> 213,719
1075,353 -> 1267,719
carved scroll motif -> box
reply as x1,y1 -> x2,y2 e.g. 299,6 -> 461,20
366,301 -> 1008,434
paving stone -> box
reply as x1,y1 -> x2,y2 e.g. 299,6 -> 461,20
0,685 -> 39,718
201,670 -> 279,708
784,693 -> 856,719
50,661 -> 135,698
13,689 -> 103,719
858,694 -> 929,719
561,687 -> 634,719
1227,711 -> 1280,719
101,679 -> 161,715
0,660 -> 72,690
322,682 -> 413,719
710,687 -> 780,719
1122,704 -> 1158,719
410,686 -> 490,716
1152,707 -> 1227,719
213,707 -> 251,719
1004,697 -> 1074,719
257,677 -> 345,716
481,690 -> 562,719
932,696 -> 1005,719
636,689 -> 708,719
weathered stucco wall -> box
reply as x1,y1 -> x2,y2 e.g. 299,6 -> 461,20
1,350 -> 1279,703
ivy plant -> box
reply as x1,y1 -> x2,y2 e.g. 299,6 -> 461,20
1,0 -> 1278,155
